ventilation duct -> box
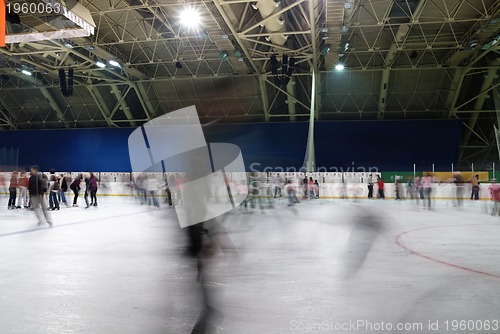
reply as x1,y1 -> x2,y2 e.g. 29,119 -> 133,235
253,0 -> 287,46
5,0 -> 95,44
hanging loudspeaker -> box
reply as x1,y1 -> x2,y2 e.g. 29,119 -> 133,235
59,69 -> 68,97
67,67 -> 74,96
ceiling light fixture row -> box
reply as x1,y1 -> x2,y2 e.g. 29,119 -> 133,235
94,60 -> 121,69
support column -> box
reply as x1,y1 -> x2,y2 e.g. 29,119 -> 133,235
303,71 -> 316,172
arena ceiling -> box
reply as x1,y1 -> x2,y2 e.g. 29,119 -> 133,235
0,0 -> 499,164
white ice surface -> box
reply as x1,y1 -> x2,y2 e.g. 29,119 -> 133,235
0,196 -> 499,334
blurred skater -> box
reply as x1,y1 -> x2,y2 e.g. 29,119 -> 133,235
285,179 -> 299,206
145,175 -> 160,208
489,181 -> 500,215
186,219 -> 234,334
343,205 -> 384,278
273,175 -> 282,198
28,165 -> 52,227
164,176 -> 173,207
452,172 -> 465,207
314,180 -> 320,199
405,176 -> 415,200
422,173 -> 434,209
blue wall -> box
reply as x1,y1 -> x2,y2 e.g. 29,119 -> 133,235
0,119 -> 461,172
314,119 -> 462,171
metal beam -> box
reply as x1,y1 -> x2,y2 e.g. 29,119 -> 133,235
378,0 -> 427,119
38,87 -> 69,128
459,72 -> 500,161
446,68 -> 467,118
0,108 -> 16,130
265,79 -> 311,110
259,75 -> 270,122
136,82 -> 160,119
212,0 -> 260,74
110,85 -> 136,127
87,86 -> 114,127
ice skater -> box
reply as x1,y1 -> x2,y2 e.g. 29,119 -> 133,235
17,171 -> 29,208
48,169 -> 60,211
7,171 -> 18,209
470,174 -> 480,200
422,173 -> 434,209
145,175 -> 160,208
59,174 -> 69,207
28,165 -> 52,227
343,205 -> 384,278
367,174 -> 374,199
70,174 -> 83,207
285,179 -> 299,206
377,176 -> 385,199
88,172 -> 99,207
489,181 -> 500,215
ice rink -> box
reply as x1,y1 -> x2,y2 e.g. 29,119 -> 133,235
1,196 -> 499,334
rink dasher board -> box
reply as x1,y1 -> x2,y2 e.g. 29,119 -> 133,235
0,183 -> 496,200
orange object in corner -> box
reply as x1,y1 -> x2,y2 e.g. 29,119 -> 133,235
0,0 -> 5,47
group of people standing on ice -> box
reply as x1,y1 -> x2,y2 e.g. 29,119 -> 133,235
5,167 -> 100,226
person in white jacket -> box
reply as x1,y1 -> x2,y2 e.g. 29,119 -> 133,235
145,176 -> 160,208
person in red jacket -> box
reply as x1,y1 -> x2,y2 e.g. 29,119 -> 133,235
8,171 -> 18,209
377,176 -> 385,199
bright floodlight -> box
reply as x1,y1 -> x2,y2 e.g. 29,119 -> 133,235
335,63 -> 345,71
96,61 -> 106,68
21,70 -> 32,76
108,60 -> 121,68
179,7 -> 201,28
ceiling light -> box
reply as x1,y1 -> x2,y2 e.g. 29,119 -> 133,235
179,7 -> 201,28
321,45 -> 331,56
335,63 -> 345,71
96,61 -> 106,68
63,41 -> 75,49
219,51 -> 229,60
108,60 -> 121,68
21,70 -> 32,76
